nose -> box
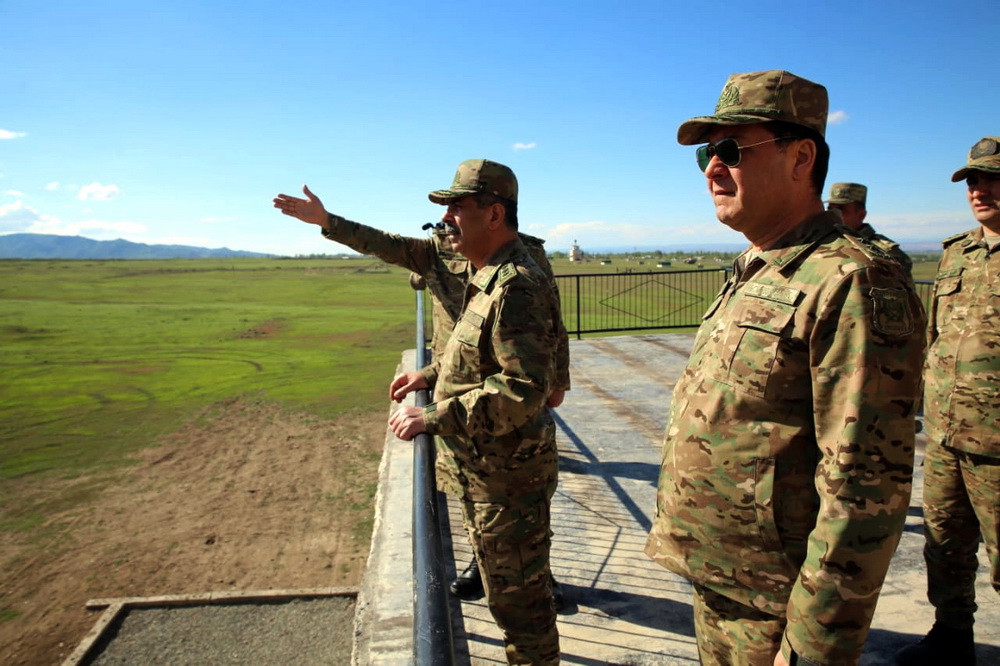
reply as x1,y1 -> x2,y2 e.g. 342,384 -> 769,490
705,155 -> 727,181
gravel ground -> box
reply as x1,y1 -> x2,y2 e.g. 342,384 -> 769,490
84,597 -> 356,665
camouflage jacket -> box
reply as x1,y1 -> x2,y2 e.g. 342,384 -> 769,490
421,238 -> 560,502
855,223 -> 913,275
923,227 -> 1000,458
320,215 -> 570,391
644,212 -> 926,664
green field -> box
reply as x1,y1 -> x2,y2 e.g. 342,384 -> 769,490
0,251 -> 941,522
0,258 -> 420,484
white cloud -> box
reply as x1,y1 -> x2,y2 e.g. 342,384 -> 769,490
0,129 -> 27,140
0,200 -> 149,240
5,189 -> 25,197
78,182 -> 120,201
45,182 -> 60,191
828,110 -> 849,125
0,200 -> 46,232
513,142 -> 537,151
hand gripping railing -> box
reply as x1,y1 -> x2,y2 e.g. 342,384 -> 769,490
411,290 -> 456,665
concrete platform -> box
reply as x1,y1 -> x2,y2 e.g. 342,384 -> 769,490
355,333 -> 999,665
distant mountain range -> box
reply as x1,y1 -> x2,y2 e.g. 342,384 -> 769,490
0,234 -> 272,260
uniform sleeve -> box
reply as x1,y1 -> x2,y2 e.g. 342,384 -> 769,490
528,247 -> 571,391
783,267 -> 926,663
423,280 -> 556,438
321,214 -> 436,275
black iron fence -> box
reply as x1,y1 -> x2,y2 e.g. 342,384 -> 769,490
554,269 -> 935,339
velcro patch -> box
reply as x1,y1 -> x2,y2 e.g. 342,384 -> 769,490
742,282 -> 801,305
870,287 -> 914,337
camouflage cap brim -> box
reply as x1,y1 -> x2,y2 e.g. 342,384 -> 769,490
677,114 -> 782,145
951,164 -> 1000,182
427,187 -> 479,204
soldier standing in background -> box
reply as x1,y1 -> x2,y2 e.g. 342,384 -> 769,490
895,137 -> 1000,666
643,70 -> 926,665
388,160 -> 562,665
273,163 -> 570,604
826,181 -> 913,274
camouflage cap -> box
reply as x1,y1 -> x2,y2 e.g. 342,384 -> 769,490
677,70 -> 829,145
826,182 -> 867,206
950,136 -> 1000,182
428,159 -> 518,204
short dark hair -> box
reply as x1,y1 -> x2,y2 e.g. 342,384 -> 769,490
472,192 -> 519,230
764,121 -> 829,197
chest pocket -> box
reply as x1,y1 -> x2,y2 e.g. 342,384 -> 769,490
934,272 -> 963,330
448,302 -> 491,382
712,289 -> 797,399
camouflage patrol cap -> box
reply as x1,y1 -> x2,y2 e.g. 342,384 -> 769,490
428,159 -> 518,204
951,136 -> 1000,182
677,70 -> 829,145
827,182 -> 867,206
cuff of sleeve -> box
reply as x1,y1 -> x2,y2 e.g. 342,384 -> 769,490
320,214 -> 345,239
422,402 -> 441,434
419,364 -> 438,386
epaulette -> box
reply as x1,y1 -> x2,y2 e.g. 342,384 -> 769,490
839,231 -> 883,261
496,262 -> 520,287
942,230 -> 973,248
518,232 -> 545,247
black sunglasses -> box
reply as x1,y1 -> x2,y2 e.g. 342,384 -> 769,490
696,136 -> 793,172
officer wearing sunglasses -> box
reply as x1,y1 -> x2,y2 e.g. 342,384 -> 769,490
644,70 -> 926,666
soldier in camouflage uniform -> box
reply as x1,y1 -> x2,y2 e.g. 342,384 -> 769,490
826,182 -> 914,274
894,137 -> 1000,666
273,170 -> 571,602
643,70 -> 926,666
388,159 -> 561,665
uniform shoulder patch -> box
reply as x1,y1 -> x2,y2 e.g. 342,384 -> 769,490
496,262 -> 519,286
870,287 -> 914,337
941,230 -> 969,247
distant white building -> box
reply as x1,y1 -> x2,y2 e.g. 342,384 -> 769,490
569,240 -> 583,262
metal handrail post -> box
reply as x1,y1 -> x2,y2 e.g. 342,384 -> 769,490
411,291 -> 455,665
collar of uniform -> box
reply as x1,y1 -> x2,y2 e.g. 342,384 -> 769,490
470,237 -> 527,291
754,210 -> 837,270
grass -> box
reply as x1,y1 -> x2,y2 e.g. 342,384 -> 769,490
0,252 -> 942,540
0,258 -> 416,514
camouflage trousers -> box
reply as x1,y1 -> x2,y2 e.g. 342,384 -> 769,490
460,492 -> 559,665
922,441 -> 1000,630
691,584 -> 786,666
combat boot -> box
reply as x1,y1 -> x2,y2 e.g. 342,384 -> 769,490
894,622 -> 975,665
450,557 -> 484,600
551,576 -> 565,612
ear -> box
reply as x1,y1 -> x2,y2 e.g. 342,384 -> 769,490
488,202 -> 506,229
790,139 -> 816,182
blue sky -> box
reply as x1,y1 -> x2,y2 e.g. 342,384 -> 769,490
1,0 -> 993,256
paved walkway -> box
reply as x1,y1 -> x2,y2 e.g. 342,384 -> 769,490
355,334 -> 999,665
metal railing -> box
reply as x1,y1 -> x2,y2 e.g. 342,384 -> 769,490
555,270 -> 936,339
555,268 -> 729,338
411,291 -> 455,666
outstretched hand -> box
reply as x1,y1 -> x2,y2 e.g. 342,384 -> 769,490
272,185 -> 328,227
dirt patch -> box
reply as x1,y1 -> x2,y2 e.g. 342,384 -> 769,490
0,397 -> 389,665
